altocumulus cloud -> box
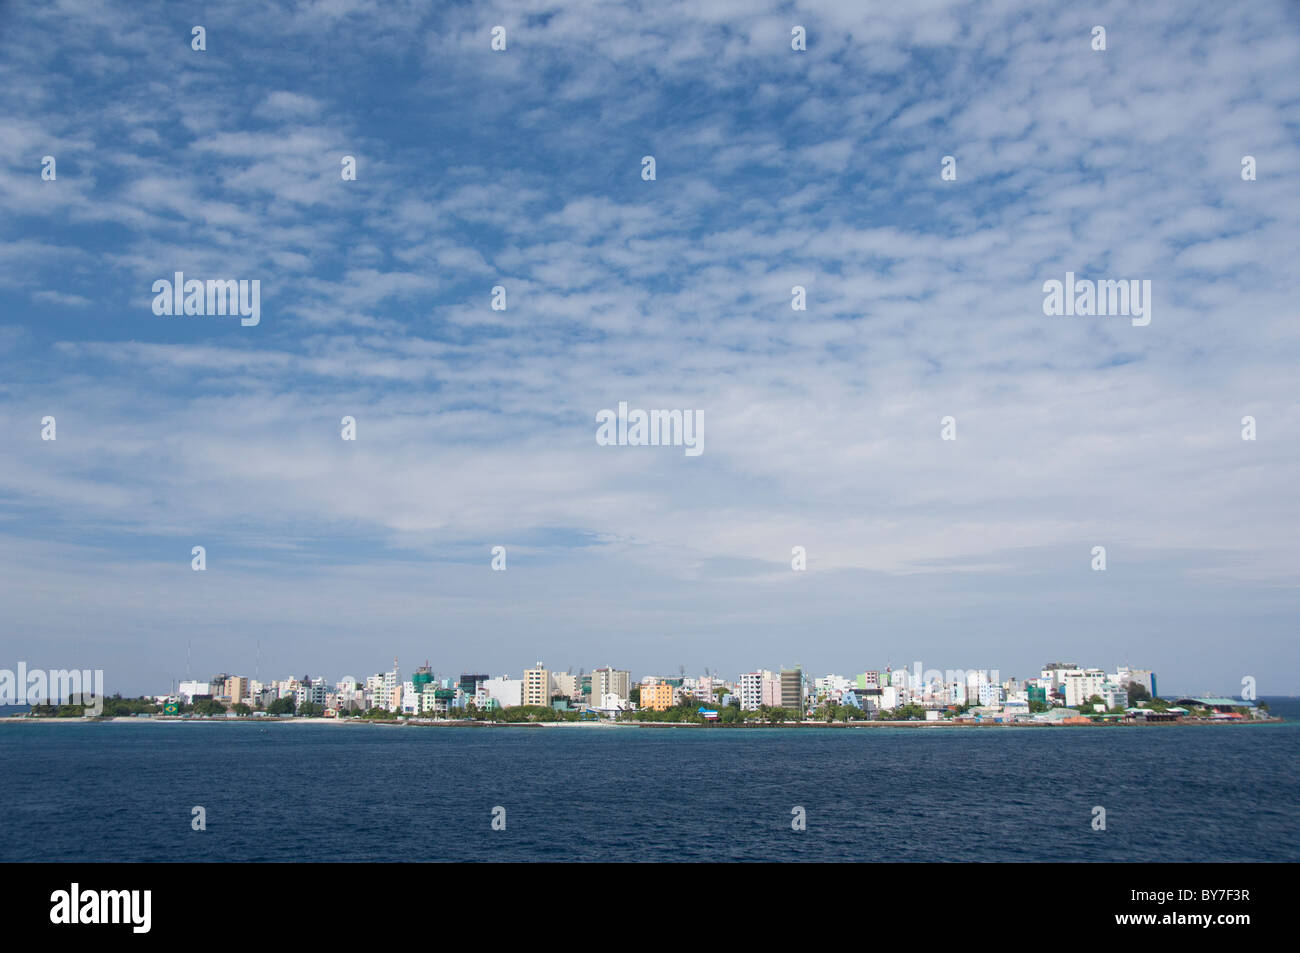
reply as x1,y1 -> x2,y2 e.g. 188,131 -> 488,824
0,0 -> 1297,693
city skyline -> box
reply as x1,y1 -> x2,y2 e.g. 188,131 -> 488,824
105,653 -> 1245,700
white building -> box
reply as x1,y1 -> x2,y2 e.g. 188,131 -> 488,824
401,680 -> 420,715
176,681 -> 210,703
946,681 -> 966,705
1041,664 -> 1081,692
293,679 -> 328,709
738,671 -> 770,711
366,667 -> 401,711
1099,682 -> 1128,710
1062,669 -> 1108,708
816,674 -> 854,701
879,685 -> 907,710
482,676 -> 523,709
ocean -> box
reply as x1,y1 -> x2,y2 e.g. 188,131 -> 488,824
2,698 -> 1297,862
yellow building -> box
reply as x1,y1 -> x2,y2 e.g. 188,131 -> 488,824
523,663 -> 549,707
641,681 -> 675,711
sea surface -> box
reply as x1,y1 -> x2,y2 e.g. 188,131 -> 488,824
2,698 -> 1297,862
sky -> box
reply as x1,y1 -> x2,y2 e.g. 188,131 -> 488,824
1,0 -> 1297,697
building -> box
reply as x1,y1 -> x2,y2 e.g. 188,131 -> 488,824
369,665 -> 401,712
177,681 -> 210,704
401,680 -> 421,714
334,678 -> 365,711
459,674 -> 488,697
226,676 -> 248,706
1099,683 -> 1128,710
738,671 -> 769,711
1176,696 -> 1255,713
780,669 -> 804,713
688,676 -> 722,704
412,664 -> 434,695
843,689 -> 880,714
1116,667 -> 1157,699
523,663 -> 549,707
762,673 -> 782,707
817,674 -> 853,701
1062,669 -> 1108,708
294,678 -> 328,710
550,671 -> 578,699
482,676 -> 523,709
589,667 -> 630,705
1041,663 -> 1081,694
879,685 -> 905,710
641,681 -> 675,711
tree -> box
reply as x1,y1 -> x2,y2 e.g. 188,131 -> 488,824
193,698 -> 227,716
1126,683 -> 1151,706
266,696 -> 295,716
231,702 -> 252,716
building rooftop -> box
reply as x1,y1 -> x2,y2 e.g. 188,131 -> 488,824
1176,696 -> 1255,708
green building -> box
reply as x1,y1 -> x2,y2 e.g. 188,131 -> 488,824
413,663 -> 434,693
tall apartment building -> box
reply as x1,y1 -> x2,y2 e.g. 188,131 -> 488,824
738,671 -> 767,711
762,673 -> 782,707
780,668 -> 804,712
589,667 -> 630,704
369,666 -> 400,711
523,663 -> 549,707
226,676 -> 248,705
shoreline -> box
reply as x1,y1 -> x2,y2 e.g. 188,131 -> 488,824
0,715 -> 1286,728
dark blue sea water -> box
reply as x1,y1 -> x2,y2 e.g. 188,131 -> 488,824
3,699 -> 1297,862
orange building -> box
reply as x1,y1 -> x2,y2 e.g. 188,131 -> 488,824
641,681 -> 675,711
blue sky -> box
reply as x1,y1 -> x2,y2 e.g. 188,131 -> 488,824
1,0 -> 1298,695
